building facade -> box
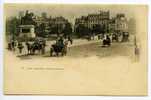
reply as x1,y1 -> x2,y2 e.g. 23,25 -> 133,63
115,14 -> 128,33
75,10 -> 110,33
109,14 -> 128,34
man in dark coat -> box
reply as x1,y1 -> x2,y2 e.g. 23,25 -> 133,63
18,42 -> 24,54
58,36 -> 64,48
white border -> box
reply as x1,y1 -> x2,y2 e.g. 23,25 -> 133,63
2,0 -> 150,4
0,0 -> 151,100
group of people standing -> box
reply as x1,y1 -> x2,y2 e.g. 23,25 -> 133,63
8,40 -> 24,54
7,39 -> 46,55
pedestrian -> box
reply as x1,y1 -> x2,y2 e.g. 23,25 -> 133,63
98,34 -> 101,40
92,33 -> 95,40
26,41 -> 31,55
134,36 -> 140,61
68,36 -> 73,45
58,36 -> 64,48
8,42 -> 12,50
41,42 -> 46,55
11,40 -> 16,51
18,42 -> 24,54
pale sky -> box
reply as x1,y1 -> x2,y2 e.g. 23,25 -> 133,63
4,4 -> 147,24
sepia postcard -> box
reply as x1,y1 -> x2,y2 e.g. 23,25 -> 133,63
3,4 -> 148,95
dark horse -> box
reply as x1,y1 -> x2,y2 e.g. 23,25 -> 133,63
31,42 -> 43,54
26,42 -> 32,54
26,42 -> 44,55
50,42 -> 68,57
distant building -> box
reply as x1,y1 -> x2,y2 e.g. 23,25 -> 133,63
109,14 -> 128,34
75,10 -> 110,32
50,16 -> 69,34
114,14 -> 128,33
109,17 -> 116,33
75,16 -> 88,27
53,16 -> 68,25
87,11 -> 110,29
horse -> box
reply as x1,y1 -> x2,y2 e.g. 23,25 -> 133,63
25,42 -> 32,55
31,42 -> 43,55
50,41 -> 68,57
17,42 -> 24,54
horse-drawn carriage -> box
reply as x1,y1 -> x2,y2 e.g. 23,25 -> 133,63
112,33 -> 119,42
122,32 -> 129,42
111,32 -> 129,42
26,37 -> 46,55
102,35 -> 111,46
25,36 -> 68,56
50,40 -> 68,56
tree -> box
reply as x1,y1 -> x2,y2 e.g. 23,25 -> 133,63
50,25 -> 60,36
41,12 -> 47,19
92,24 -> 102,34
36,23 -> 47,37
49,23 -> 67,37
75,24 -> 90,38
62,22 -> 72,38
6,17 -> 21,39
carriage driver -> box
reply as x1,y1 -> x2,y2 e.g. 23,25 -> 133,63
56,36 -> 64,48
